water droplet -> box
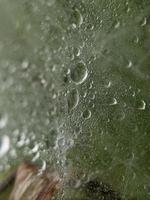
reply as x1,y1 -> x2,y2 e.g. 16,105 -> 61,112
38,160 -> 47,175
109,98 -> 118,106
54,136 -> 66,150
105,81 -> 112,88
72,8 -> 83,27
133,36 -> 139,44
138,100 -> 146,110
0,135 -> 10,158
74,47 -> 81,57
82,109 -> 91,119
114,21 -> 120,29
127,60 -> 133,68
141,17 -> 147,26
70,62 -> 88,84
22,59 -> 29,70
67,89 -> 79,111
0,114 -> 8,129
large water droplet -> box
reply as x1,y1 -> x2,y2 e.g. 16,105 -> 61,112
67,89 -> 79,111
70,62 -> 88,84
72,8 -> 83,27
0,135 -> 10,158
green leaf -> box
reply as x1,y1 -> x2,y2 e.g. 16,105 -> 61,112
0,0 -> 150,199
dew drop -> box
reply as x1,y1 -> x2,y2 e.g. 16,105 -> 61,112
22,59 -> 29,70
38,160 -> 47,175
133,36 -> 139,44
0,135 -> 10,158
127,60 -> 133,68
138,100 -> 146,110
54,136 -> 66,150
141,17 -> 147,26
67,89 -> 79,111
105,81 -> 112,88
109,98 -> 118,106
0,114 -> 8,129
82,109 -> 91,119
72,8 -> 83,27
70,62 -> 88,84
114,21 -> 120,29
74,47 -> 81,57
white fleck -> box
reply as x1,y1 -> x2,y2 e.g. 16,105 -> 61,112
0,114 -> 8,129
31,144 -> 39,154
0,135 -> 10,158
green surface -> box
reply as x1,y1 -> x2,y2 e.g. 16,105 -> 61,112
0,0 -> 150,199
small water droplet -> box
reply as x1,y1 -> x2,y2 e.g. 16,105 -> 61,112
70,62 -> 88,84
22,59 -> 29,70
54,137 -> 66,150
74,47 -> 81,57
127,60 -> 133,68
141,17 -> 147,26
0,114 -> 8,129
82,109 -> 91,119
0,135 -> 10,158
109,98 -> 118,106
133,36 -> 139,44
138,100 -> 146,110
38,160 -> 47,175
114,21 -> 120,29
105,81 -> 112,88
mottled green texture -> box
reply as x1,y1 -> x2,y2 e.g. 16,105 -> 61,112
0,0 -> 150,199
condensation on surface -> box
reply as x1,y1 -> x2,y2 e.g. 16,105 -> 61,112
0,0 -> 150,199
